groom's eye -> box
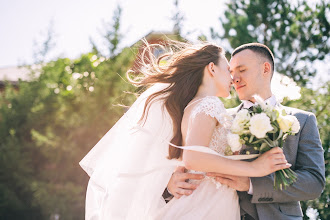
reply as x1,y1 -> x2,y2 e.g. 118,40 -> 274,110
240,69 -> 246,72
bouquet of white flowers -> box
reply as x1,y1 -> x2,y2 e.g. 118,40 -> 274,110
227,95 -> 300,190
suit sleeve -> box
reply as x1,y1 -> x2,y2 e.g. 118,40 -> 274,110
250,113 -> 325,203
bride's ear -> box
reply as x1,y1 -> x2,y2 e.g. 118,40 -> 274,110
207,62 -> 215,77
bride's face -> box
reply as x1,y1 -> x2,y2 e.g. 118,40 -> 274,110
213,55 -> 233,97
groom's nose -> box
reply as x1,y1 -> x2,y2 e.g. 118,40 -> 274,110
233,75 -> 240,84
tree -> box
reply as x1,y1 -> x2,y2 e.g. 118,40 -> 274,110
217,0 -> 329,85
283,82 -> 330,219
0,4 -> 137,219
171,0 -> 185,39
32,20 -> 56,65
215,0 -> 329,219
103,5 -> 123,58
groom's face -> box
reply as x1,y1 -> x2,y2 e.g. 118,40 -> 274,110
229,49 -> 265,101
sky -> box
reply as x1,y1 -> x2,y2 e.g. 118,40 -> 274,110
0,0 -> 328,90
0,0 -> 227,68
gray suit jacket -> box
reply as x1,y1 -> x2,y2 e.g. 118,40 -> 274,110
231,104 -> 325,220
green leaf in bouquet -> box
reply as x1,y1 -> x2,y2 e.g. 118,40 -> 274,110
260,142 -> 269,152
275,130 -> 283,142
255,106 -> 263,113
271,110 -> 279,120
249,134 -> 255,143
268,125 -> 278,133
262,137 -> 275,147
250,139 -> 263,144
282,109 -> 287,116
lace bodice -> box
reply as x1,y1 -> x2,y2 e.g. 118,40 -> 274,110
186,96 -> 233,188
188,96 -> 232,155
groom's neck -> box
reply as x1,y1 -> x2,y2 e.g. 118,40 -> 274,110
248,91 -> 273,103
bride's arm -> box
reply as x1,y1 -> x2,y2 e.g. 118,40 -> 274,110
182,113 -> 290,177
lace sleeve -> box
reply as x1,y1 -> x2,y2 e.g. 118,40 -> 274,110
190,96 -> 232,128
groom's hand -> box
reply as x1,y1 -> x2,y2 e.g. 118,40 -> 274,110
167,166 -> 204,199
206,173 -> 250,192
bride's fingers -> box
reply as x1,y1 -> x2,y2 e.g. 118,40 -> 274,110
267,150 -> 287,161
274,158 -> 288,164
265,147 -> 283,155
176,188 -> 193,196
275,163 -> 292,170
177,182 -> 199,190
173,193 -> 182,199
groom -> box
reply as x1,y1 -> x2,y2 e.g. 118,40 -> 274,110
166,43 -> 325,219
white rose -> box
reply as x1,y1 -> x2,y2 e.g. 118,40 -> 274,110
219,113 -> 233,129
236,109 -> 250,121
231,109 -> 250,134
249,113 -> 274,138
288,115 -> 300,133
231,122 -> 245,134
227,133 -> 242,152
277,115 -> 296,132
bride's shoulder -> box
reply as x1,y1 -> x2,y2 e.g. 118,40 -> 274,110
189,96 -> 226,119
196,96 -> 225,109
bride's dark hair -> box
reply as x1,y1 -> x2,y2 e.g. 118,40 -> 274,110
128,40 -> 224,159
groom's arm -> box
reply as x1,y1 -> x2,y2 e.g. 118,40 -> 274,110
250,112 -> 325,203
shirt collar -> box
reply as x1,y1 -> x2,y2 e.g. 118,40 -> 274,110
242,95 -> 277,109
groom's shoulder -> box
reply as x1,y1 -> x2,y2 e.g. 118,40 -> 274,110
281,105 -> 319,132
280,105 -> 316,121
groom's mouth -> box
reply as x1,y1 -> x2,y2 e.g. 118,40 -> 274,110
236,85 -> 246,90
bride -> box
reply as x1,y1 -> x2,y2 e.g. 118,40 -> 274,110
79,41 -> 290,219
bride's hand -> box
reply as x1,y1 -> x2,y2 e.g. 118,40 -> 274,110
251,147 -> 291,177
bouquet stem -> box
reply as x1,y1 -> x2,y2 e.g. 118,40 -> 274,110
274,168 -> 297,190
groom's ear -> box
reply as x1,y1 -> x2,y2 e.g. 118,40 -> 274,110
207,62 -> 215,77
262,62 -> 272,78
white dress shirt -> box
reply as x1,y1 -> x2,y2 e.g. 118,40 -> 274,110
242,95 -> 277,109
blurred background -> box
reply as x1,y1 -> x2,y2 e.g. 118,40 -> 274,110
0,0 -> 329,219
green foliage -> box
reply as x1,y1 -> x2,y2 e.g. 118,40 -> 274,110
1,5 -> 138,217
219,0 -> 329,85
0,38 -> 137,220
282,83 -> 330,220
1,1 -> 328,219
217,0 -> 329,218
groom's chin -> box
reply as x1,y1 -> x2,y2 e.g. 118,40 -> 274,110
236,93 -> 246,101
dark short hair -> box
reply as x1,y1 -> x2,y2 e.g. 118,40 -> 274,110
232,43 -> 275,72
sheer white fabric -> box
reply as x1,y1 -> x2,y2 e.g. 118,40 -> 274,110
80,85 -> 239,219
80,83 -> 183,219
154,96 -> 240,220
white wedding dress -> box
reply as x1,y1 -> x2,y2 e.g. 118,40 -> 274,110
154,96 -> 240,220
80,84 -> 240,219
